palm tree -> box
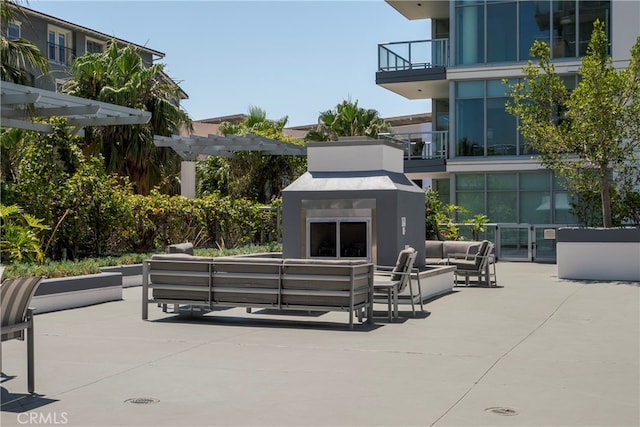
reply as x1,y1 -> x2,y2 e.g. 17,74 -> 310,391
204,106 -> 305,203
306,99 -> 390,141
62,41 -> 192,195
0,0 -> 49,84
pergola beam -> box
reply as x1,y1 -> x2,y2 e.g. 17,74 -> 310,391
0,81 -> 151,132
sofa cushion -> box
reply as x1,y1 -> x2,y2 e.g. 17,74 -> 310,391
425,241 -> 444,259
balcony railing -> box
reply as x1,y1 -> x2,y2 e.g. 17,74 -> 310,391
379,131 -> 449,160
378,39 -> 449,72
47,43 -> 75,66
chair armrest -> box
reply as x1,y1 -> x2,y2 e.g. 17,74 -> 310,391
374,265 -> 395,275
447,252 -> 473,262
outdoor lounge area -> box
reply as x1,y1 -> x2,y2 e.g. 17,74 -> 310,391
1,262 -> 638,426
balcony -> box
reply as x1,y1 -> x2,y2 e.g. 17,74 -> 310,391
385,1 -> 450,20
376,39 -> 449,99
379,130 -> 448,173
47,43 -> 75,66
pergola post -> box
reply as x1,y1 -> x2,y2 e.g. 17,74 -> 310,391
181,160 -> 197,198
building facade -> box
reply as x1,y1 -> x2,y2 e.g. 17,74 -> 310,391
377,0 -> 640,261
4,5 -> 184,99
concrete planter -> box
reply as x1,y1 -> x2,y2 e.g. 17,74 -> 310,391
31,272 -> 123,314
557,228 -> 640,281
100,263 -> 142,288
386,265 -> 455,305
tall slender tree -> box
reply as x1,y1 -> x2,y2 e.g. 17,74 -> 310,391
62,41 -> 192,195
506,20 -> 640,227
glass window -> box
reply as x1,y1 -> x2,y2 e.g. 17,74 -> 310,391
8,22 -> 20,40
48,31 -> 56,61
58,33 -> 66,64
456,99 -> 484,156
487,79 -> 510,97
457,192 -> 484,221
487,98 -> 517,155
457,174 -> 484,191
487,173 -> 517,190
487,2 -> 517,62
456,81 -> 484,98
433,179 -> 451,205
456,5 -> 484,65
520,172 -> 551,190
86,40 -> 104,54
552,1 -> 577,58
553,192 -> 574,223
520,1 -> 551,60
488,191 -> 517,222
578,1 -> 610,56
521,192 -> 551,223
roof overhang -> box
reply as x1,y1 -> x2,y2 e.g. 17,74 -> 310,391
1,81 -> 151,133
154,133 -> 307,161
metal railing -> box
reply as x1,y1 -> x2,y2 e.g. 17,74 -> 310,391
47,43 -> 75,66
379,131 -> 449,160
378,39 -> 449,72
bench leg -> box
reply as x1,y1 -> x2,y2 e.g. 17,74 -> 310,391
27,310 -> 34,394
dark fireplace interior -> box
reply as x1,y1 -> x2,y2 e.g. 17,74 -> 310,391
308,220 -> 368,259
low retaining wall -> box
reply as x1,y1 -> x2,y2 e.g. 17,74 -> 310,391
394,265 -> 456,304
557,228 -> 640,281
32,272 -> 123,314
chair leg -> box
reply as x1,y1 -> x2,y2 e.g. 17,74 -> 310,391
392,287 -> 399,319
408,278 -> 416,317
387,290 -> 392,321
27,309 -> 34,394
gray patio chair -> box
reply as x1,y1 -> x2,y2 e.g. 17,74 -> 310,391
1,276 -> 44,393
448,240 -> 496,287
373,247 -> 421,320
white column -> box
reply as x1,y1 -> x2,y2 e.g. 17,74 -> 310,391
181,160 -> 196,198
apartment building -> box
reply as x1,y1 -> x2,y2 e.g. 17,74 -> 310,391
377,0 -> 640,261
4,5 -> 185,99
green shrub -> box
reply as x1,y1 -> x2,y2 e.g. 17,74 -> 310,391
0,243 -> 281,280
0,204 -> 50,263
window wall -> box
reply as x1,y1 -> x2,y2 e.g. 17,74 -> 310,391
456,79 -> 518,157
455,76 -> 580,157
455,0 -> 610,64
453,171 -> 576,224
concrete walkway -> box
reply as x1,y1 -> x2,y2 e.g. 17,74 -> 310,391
1,262 -> 638,427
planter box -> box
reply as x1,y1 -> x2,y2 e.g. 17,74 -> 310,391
32,272 -> 123,314
382,265 -> 455,305
557,228 -> 640,281
100,264 -> 142,288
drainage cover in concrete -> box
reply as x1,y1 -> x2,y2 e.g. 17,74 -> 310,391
124,398 -> 160,405
485,407 -> 518,416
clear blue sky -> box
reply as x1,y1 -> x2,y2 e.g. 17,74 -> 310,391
31,0 -> 431,126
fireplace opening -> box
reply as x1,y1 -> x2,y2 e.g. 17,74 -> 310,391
307,218 -> 370,260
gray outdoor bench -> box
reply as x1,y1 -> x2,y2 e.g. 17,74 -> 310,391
142,255 -> 374,329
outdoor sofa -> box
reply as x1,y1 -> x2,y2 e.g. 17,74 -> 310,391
425,240 -> 497,287
142,254 -> 374,329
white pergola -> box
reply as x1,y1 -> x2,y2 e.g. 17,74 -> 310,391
154,134 -> 307,198
1,81 -> 307,199
154,133 -> 307,161
0,81 -> 151,133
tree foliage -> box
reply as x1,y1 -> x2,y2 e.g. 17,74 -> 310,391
62,41 -> 192,195
506,20 -> 640,227
306,99 -> 390,141
199,106 -> 306,203
0,0 -> 49,84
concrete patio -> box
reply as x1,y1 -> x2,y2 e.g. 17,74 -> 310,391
1,262 -> 638,426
